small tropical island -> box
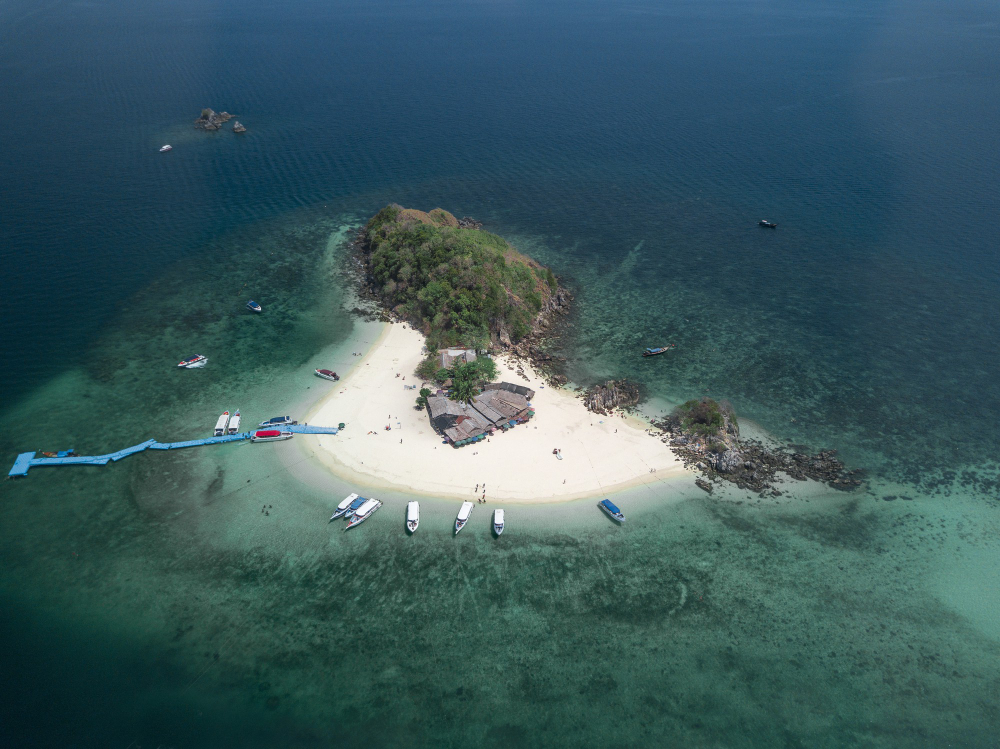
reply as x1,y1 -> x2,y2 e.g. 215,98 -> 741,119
305,205 -> 685,501
304,205 -> 861,503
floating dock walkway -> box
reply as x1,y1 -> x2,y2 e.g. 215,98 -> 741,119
8,424 -> 338,478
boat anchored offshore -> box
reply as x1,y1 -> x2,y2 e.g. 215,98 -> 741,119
159,145 -> 172,152
493,509 -> 505,536
315,369 -> 339,381
227,410 -> 241,435
346,498 -> 382,529
342,495 -> 367,520
455,501 -> 474,534
598,498 -> 626,523
406,501 -> 420,533
246,300 -> 262,313
331,493 -> 360,521
178,354 -> 207,368
758,219 -> 778,228
250,429 -> 293,443
214,411 -> 231,437
642,345 -> 673,357
259,416 -> 297,428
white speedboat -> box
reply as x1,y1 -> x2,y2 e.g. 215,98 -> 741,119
330,493 -> 360,521
159,145 -> 172,152
246,300 -> 262,313
455,501 -> 474,534
345,498 -> 381,529
260,416 -> 297,428
406,501 -> 419,533
250,429 -> 293,443
227,410 -> 241,435
214,411 -> 230,437
315,369 -> 339,381
493,509 -> 505,536
178,354 -> 207,368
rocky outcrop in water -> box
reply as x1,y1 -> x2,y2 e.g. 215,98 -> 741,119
651,399 -> 863,496
232,121 -> 246,133
583,379 -> 642,415
194,108 -> 234,131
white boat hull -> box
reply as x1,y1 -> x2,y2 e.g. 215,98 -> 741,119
250,432 -> 293,443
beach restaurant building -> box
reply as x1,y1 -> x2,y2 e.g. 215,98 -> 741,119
426,382 -> 535,447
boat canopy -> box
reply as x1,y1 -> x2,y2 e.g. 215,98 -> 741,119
349,496 -> 366,508
339,493 -> 359,509
255,430 -> 281,438
457,502 -> 473,520
356,498 -> 379,515
600,499 -> 621,514
494,509 -> 504,523
407,502 -> 419,521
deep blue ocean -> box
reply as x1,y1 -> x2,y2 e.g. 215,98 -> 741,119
2,1 -> 999,746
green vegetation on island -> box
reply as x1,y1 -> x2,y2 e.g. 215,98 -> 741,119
415,357 -> 500,408
362,205 -> 559,352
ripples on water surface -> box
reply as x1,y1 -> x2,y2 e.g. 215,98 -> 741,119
1,0 -> 999,746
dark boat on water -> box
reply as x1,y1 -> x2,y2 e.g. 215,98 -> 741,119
598,498 -> 626,523
642,346 -> 672,357
758,219 -> 777,228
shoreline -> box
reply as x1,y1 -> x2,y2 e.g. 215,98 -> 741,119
298,321 -> 693,503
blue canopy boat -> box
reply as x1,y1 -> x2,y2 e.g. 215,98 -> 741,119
642,346 -> 672,357
246,300 -> 262,313
342,495 -> 368,520
598,498 -> 626,523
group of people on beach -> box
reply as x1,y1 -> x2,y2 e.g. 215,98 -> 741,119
474,483 -> 487,502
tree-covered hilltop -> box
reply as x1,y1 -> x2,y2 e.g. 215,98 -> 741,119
361,205 -> 560,351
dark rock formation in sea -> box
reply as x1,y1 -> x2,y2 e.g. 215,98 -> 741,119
583,379 -> 641,415
232,121 -> 246,133
651,398 -> 863,496
194,108 -> 234,131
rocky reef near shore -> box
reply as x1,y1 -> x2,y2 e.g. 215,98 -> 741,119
651,397 -> 863,496
583,379 -> 642,415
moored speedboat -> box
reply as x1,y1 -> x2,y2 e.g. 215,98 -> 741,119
178,354 -> 207,368
345,498 -> 382,529
250,429 -> 293,443
758,219 -> 777,228
642,346 -> 673,357
227,410 -> 241,435
598,498 -> 626,523
455,501 -> 474,534
159,145 -> 172,152
406,501 -> 419,533
330,493 -> 360,521
214,411 -> 231,437
342,495 -> 367,520
259,416 -> 297,428
246,300 -> 262,313
315,369 -> 339,381
493,509 -> 505,536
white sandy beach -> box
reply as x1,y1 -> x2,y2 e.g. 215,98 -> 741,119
301,323 -> 690,502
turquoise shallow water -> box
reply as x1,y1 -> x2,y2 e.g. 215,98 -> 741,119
2,0 -> 1000,745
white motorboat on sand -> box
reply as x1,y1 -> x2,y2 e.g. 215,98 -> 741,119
214,411 -> 230,437
406,501 -> 419,533
455,501 -> 474,534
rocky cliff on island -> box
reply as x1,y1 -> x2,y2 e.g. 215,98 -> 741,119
356,205 -> 571,379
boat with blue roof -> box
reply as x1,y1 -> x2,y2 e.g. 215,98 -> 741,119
642,346 -> 673,357
246,300 -> 262,313
259,416 -> 298,428
341,494 -> 368,520
598,498 -> 626,523
330,493 -> 360,521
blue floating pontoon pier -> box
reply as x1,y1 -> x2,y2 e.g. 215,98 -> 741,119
8,424 -> 338,478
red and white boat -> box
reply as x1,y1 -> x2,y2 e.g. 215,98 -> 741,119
178,354 -> 207,368
250,429 -> 293,443
345,498 -> 382,529
314,369 -> 339,381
